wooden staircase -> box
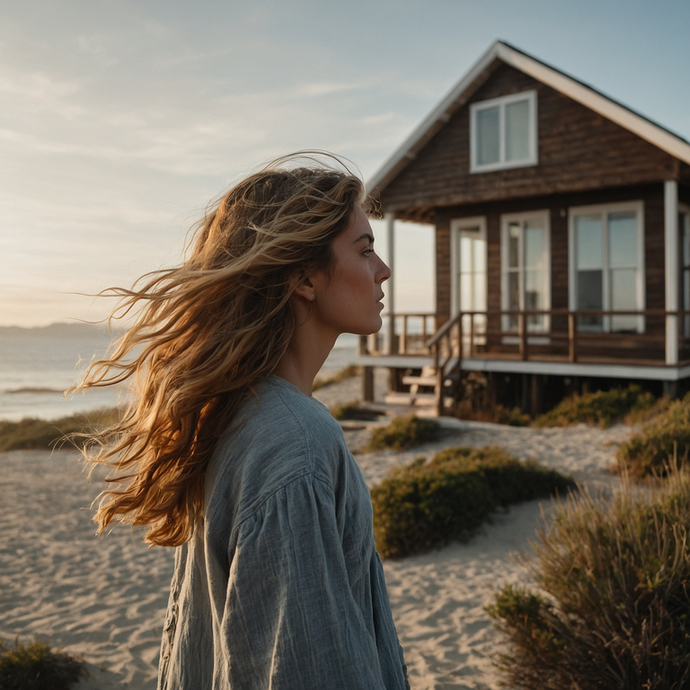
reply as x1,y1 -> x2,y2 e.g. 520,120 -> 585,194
384,363 -> 461,413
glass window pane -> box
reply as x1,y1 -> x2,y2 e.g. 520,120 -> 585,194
611,268 -> 638,331
525,270 -> 545,330
476,106 -> 499,165
460,235 -> 472,273
473,273 -> 486,311
577,269 -> 603,330
460,273 -> 472,311
576,215 -> 603,269
505,99 -> 529,161
508,223 -> 520,268
473,237 -> 486,273
608,212 -> 637,267
524,226 -> 543,269
524,271 -> 543,309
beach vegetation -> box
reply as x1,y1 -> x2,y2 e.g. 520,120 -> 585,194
330,400 -> 363,420
531,383 -> 663,429
0,408 -> 122,452
487,467 -> 690,689
0,638 -> 85,690
313,364 -> 359,391
366,414 -> 441,451
615,392 -> 690,479
450,372 -> 531,426
452,400 -> 531,426
370,445 -> 574,558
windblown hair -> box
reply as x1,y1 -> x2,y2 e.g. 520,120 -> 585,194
78,154 -> 367,547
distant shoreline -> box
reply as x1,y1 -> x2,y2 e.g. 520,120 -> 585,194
0,322 -> 122,339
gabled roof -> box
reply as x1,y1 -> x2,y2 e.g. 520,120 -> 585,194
368,40 -> 690,196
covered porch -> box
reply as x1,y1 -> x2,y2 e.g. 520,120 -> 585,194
355,307 -> 690,415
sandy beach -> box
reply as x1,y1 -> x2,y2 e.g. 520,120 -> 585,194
0,372 -> 633,689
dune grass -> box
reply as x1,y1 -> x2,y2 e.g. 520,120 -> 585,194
615,392 -> 690,479
532,383 -> 666,429
0,638 -> 85,690
487,467 -> 690,689
371,445 -> 574,558
312,364 -> 360,391
366,414 -> 441,452
0,408 -> 121,452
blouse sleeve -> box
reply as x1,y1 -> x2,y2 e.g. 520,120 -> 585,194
219,473 -> 393,690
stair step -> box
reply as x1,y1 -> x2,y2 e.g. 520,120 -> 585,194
384,392 -> 437,406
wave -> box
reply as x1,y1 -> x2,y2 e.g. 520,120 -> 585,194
4,387 -> 66,395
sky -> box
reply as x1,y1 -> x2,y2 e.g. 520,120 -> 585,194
2,0 -> 690,327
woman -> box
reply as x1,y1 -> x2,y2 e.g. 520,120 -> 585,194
79,154 -> 409,689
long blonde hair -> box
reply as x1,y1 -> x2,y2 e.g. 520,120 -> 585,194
79,154 -> 367,547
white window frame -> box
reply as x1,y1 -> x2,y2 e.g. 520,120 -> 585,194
568,200 -> 645,333
450,216 -> 487,317
470,90 -> 538,173
500,209 -> 551,335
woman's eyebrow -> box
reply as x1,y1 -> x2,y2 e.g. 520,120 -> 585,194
353,233 -> 375,244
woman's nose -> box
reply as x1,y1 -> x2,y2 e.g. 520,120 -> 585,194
377,256 -> 392,283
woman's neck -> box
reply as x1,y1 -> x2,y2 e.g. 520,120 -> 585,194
273,323 -> 338,396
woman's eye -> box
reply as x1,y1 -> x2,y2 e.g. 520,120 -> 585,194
363,248 -> 374,257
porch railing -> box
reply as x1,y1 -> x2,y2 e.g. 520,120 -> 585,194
358,312 -> 437,356
428,308 -> 690,367
359,309 -> 690,366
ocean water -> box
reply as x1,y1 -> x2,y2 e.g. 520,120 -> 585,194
0,328 -> 359,422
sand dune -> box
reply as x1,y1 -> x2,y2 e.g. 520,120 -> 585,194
0,375 -> 632,689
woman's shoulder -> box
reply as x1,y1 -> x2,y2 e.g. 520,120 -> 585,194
205,376 -> 350,521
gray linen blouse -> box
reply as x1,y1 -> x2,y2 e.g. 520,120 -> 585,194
157,375 -> 409,689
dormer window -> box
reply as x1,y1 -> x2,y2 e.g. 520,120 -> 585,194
470,90 -> 537,173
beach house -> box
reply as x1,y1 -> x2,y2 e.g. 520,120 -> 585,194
359,40 -> 690,415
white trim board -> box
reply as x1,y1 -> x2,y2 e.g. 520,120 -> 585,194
462,358 -> 690,381
367,40 -> 690,198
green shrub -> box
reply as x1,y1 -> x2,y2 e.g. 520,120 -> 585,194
487,468 -> 690,689
451,400 -> 531,426
330,400 -> 362,420
532,384 -> 660,429
0,638 -> 85,690
371,445 -> 574,558
367,415 -> 441,451
616,393 -> 690,479
0,408 -> 122,452
313,364 -> 360,391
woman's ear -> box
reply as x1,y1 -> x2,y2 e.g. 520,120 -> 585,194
293,277 -> 316,302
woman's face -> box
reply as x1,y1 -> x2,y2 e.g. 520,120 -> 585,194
308,205 -> 391,337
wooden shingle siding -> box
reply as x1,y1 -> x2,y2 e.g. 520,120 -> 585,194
435,214 -> 451,320
380,65 -> 679,219
435,184 -> 665,332
679,183 -> 690,206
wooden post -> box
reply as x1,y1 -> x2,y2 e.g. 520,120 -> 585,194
400,315 -> 408,354
469,313 -> 475,357
385,212 -> 396,356
568,312 -> 576,363
665,181 -> 679,365
362,367 -> 374,402
434,337 -> 443,417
